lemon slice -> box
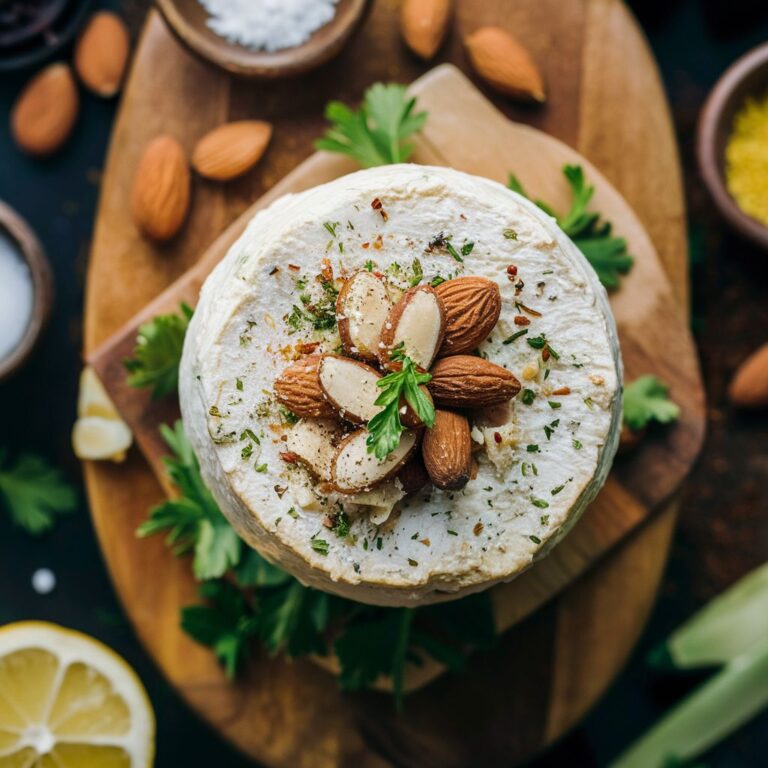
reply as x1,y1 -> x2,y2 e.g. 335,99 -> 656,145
0,622 -> 154,768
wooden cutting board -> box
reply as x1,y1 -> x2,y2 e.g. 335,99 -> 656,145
82,3 -> 705,766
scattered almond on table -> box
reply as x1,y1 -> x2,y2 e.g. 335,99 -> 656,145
74,11 -> 131,97
11,63 -> 79,156
728,343 -> 768,408
192,120 -> 273,181
131,135 -> 191,242
464,26 -> 546,103
400,0 -> 454,60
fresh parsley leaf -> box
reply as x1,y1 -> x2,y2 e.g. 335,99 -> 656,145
234,548 -> 292,588
124,303 -> 193,399
315,83 -> 427,167
181,580 -> 258,679
367,355 -> 434,459
0,449 -> 76,534
623,375 -> 680,432
137,421 -> 241,580
508,165 -> 634,290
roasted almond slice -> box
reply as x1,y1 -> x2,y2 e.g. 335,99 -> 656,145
379,285 -> 445,369
397,453 -> 431,494
274,354 -> 336,419
428,355 -> 521,408
318,355 -> 381,424
422,409 -> 473,490
332,428 -> 418,494
285,419 -> 342,480
434,276 -> 501,356
337,270 -> 392,361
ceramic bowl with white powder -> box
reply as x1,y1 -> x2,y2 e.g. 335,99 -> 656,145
157,0 -> 370,79
0,202 -> 52,381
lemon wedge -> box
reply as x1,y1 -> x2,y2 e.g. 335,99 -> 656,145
0,622 -> 154,768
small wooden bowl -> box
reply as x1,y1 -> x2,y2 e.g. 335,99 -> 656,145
697,42 -> 768,249
0,202 -> 53,382
156,0 -> 371,79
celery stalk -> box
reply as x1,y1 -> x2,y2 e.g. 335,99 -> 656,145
649,562 -> 768,670
611,641 -> 768,768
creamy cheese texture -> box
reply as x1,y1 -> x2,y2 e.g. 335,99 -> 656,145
180,164 -> 623,606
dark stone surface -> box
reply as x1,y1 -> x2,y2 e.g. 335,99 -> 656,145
0,0 -> 766,765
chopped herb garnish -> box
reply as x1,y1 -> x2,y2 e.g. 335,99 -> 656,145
236,378 -> 244,391
311,537 -> 330,556
526,444 -> 540,453
364,259 -> 375,271
529,535 -> 542,544
572,439 -> 583,450
551,485 -> 565,495
531,498 -> 549,509
409,257 -> 424,287
503,329 -> 528,345
461,241 -> 475,257
447,529 -> 458,536
527,334 -> 547,350
503,228 -> 518,240
408,558 -> 418,567
323,221 -> 340,238
255,463 -> 268,472
430,275 -> 446,287
521,389 -> 536,405
446,240 -> 462,262
241,443 -> 254,460
548,401 -> 562,409
332,511 -> 351,538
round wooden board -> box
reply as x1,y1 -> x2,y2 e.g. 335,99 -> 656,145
83,2 -> 693,766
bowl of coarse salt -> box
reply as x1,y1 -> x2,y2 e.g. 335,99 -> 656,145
0,202 -> 53,382
156,0 -> 371,79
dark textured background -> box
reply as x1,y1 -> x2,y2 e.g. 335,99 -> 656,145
0,0 -> 766,765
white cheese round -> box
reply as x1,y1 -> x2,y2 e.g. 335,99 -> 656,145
180,164 -> 622,607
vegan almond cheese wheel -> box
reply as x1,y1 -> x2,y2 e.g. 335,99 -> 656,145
179,164 -> 622,607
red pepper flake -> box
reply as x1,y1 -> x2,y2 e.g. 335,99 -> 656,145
493,432 -> 502,444
297,341 -> 320,355
551,387 -> 571,396
269,266 -> 280,276
362,242 -> 370,249
506,265 -> 518,279
288,264 -> 301,272
280,452 -> 299,464
514,315 -> 531,326
373,271 -> 385,279
473,522 -> 484,536
542,347 -> 551,362
371,197 -> 388,221
373,234 -> 383,250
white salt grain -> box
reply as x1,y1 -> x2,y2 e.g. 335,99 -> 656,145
198,0 -> 339,52
32,568 -> 56,595
0,230 -> 34,363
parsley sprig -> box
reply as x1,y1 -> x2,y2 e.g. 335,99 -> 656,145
316,83 -> 427,167
508,165 -> 634,289
623,375 -> 680,432
367,346 -> 435,460
0,449 -> 76,534
137,421 -> 241,580
144,421 -> 495,702
124,303 -> 193,399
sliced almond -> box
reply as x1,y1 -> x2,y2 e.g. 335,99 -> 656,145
72,416 -> 132,462
77,366 -> 120,420
284,419 -> 342,481
337,270 -> 392,361
332,429 -> 418,494
434,276 -> 501,356
274,354 -> 336,419
422,409 -> 473,490
318,355 -> 381,424
379,285 -> 445,369
428,355 -> 521,408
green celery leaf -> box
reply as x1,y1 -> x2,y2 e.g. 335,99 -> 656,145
0,449 -> 77,535
623,375 -> 681,432
124,303 -> 193,399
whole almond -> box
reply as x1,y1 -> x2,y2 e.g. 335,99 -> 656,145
428,355 -> 521,408
131,136 -> 191,242
275,354 -> 337,419
435,276 -> 501,356
422,409 -> 472,490
401,0 -> 453,60
728,343 -> 768,408
465,27 -> 545,102
75,12 -> 130,97
11,63 -> 79,156
397,454 -> 431,493
192,121 -> 273,181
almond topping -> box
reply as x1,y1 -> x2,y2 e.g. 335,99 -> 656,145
284,419 -> 342,481
318,355 -> 381,424
422,409 -> 473,490
337,270 -> 392,362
